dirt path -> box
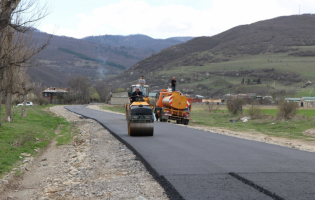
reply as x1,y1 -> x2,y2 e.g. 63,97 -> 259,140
0,106 -> 168,200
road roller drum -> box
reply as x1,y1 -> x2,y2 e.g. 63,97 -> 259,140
126,104 -> 154,136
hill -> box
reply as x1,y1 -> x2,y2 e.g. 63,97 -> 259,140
27,32 -> 192,87
83,34 -> 193,52
108,14 -> 315,98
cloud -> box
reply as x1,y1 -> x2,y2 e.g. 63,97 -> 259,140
40,0 -> 315,39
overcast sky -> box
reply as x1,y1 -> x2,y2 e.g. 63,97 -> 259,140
38,0 -> 315,39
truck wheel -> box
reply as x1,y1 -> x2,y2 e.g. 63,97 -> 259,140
176,120 -> 181,124
184,119 -> 189,125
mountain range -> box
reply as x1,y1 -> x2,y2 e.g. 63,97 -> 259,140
28,14 -> 315,98
27,33 -> 193,87
107,14 -> 315,97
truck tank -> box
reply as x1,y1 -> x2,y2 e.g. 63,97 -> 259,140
162,91 -> 189,110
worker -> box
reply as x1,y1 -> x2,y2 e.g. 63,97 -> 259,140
171,77 -> 176,91
130,86 -> 143,103
139,75 -> 146,95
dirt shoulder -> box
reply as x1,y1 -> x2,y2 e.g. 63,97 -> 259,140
87,104 -> 315,153
0,106 -> 168,200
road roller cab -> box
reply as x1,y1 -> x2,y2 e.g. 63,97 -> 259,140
130,84 -> 151,104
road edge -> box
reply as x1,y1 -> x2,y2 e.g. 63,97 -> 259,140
65,106 -> 185,200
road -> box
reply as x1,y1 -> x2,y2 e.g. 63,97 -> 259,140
66,105 -> 315,200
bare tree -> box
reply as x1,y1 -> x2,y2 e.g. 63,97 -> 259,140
0,0 -> 51,124
2,62 -> 19,121
16,67 -> 37,117
0,0 -> 21,31
67,75 -> 92,104
94,79 -> 110,102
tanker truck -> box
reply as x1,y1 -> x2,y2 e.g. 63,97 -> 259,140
154,89 -> 193,125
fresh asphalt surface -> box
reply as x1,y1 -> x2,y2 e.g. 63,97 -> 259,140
66,105 -> 315,200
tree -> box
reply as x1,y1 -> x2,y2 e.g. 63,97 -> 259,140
94,79 -> 110,102
67,75 -> 91,104
241,77 -> 244,84
117,88 -> 125,92
227,97 -> 245,115
257,78 -> 261,84
90,87 -> 100,102
15,67 -> 38,118
0,0 -> 51,124
0,0 -> 21,31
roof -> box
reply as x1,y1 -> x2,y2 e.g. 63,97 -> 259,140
285,98 -> 300,101
43,87 -> 67,93
302,97 -> 315,100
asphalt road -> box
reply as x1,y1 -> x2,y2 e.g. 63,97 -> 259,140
66,105 -> 315,200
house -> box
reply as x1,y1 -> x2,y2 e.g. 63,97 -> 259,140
285,97 -> 315,107
301,97 -> 315,107
42,87 -> 68,103
202,99 -> 222,105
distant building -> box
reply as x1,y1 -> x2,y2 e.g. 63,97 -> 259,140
111,92 -> 129,105
42,87 -> 68,103
301,97 -> 315,107
285,97 -> 315,107
202,99 -> 222,105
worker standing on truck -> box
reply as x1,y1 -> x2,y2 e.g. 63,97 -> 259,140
139,75 -> 146,95
171,77 -> 176,91
130,86 -> 143,103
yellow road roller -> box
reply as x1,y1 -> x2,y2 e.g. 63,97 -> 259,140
125,86 -> 154,136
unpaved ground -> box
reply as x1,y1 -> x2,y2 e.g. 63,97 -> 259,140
87,104 -> 315,153
0,106 -> 168,200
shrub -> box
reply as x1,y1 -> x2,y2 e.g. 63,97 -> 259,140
12,98 -> 20,106
205,102 -> 220,113
276,101 -> 298,120
226,98 -> 244,115
38,97 -> 49,105
248,104 -> 262,119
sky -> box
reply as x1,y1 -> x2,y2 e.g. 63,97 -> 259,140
37,0 -> 315,39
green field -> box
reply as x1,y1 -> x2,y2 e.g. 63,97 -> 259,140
0,105 -> 75,176
191,105 -> 315,140
147,46 -> 315,96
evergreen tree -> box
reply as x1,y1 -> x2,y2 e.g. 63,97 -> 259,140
241,78 -> 244,84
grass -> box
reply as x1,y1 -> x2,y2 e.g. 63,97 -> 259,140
151,46 -> 315,95
100,104 -> 125,114
191,104 -> 315,140
0,105 -> 72,176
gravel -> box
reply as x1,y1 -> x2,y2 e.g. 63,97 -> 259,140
0,106 -> 169,200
